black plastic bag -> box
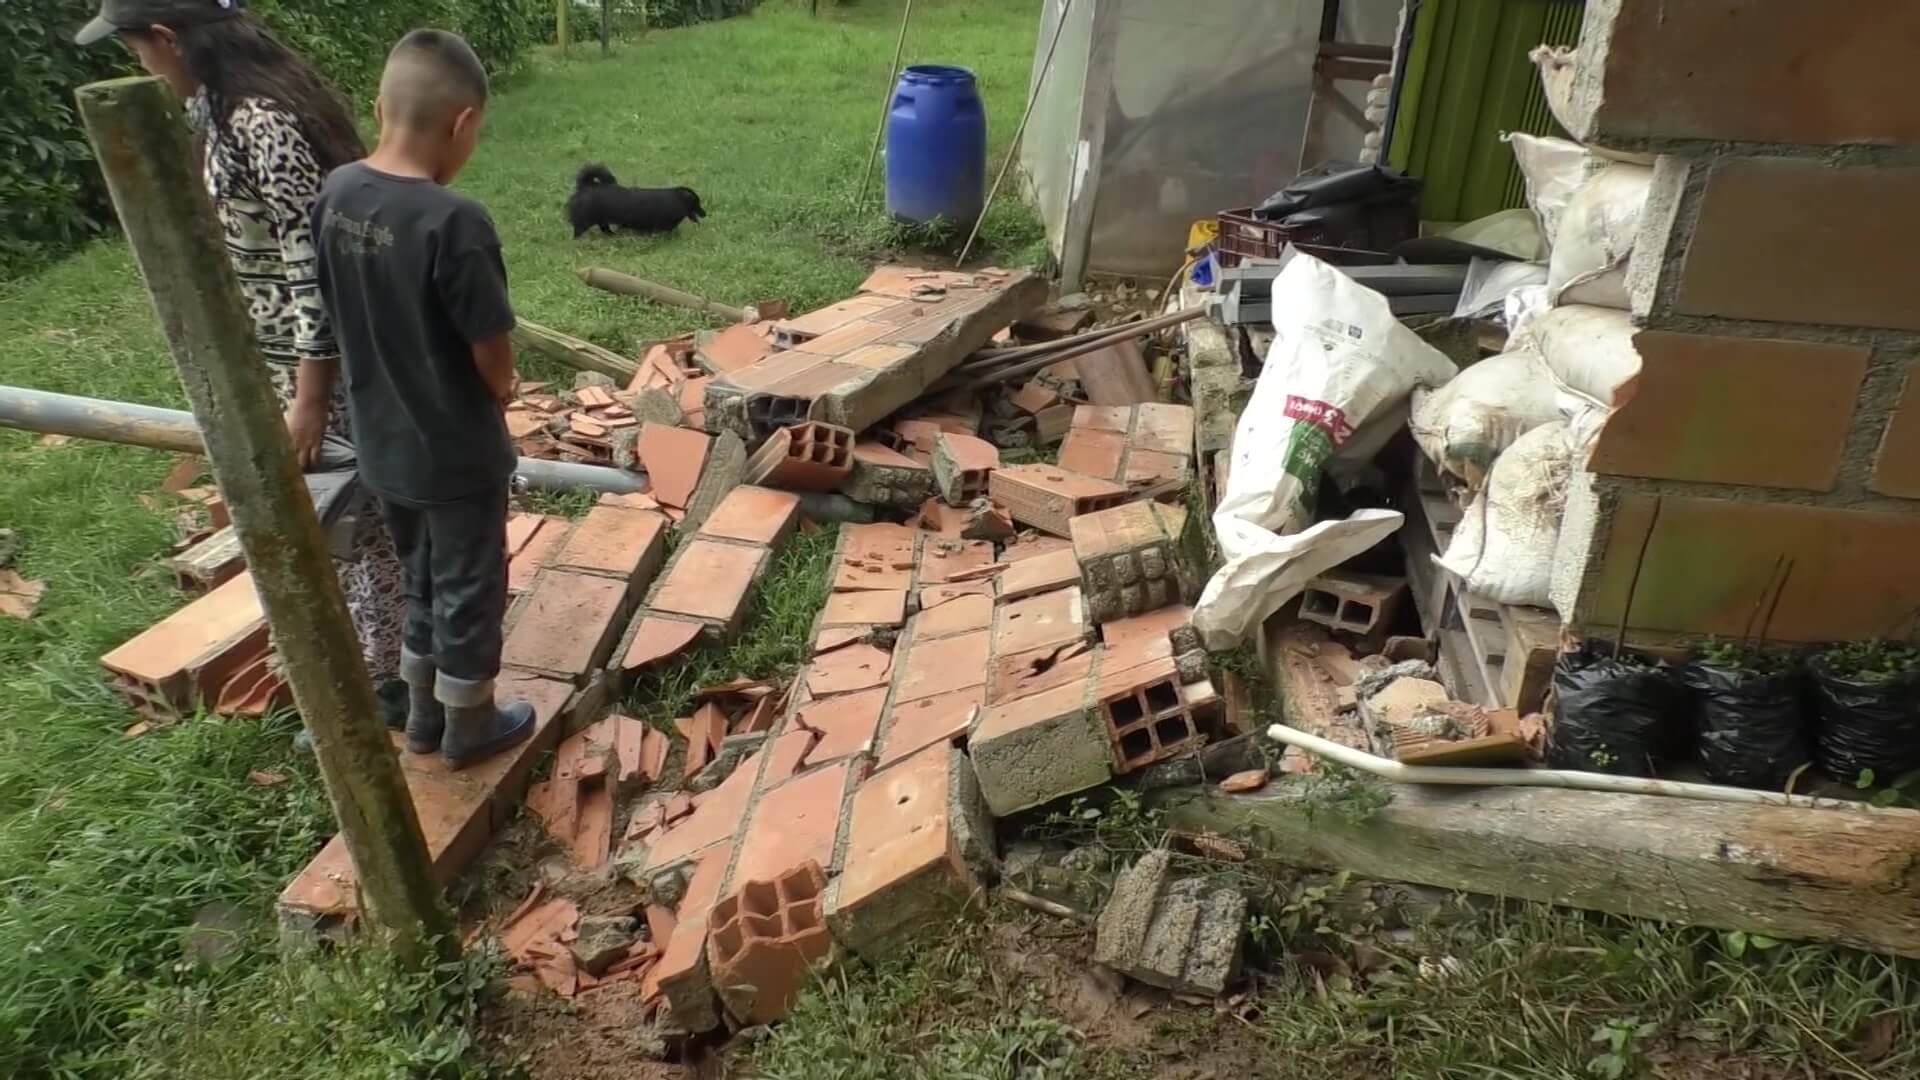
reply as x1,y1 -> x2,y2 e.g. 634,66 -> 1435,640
1809,653 -> 1920,784
1681,662 -> 1812,789
1251,162 -> 1421,252
1547,643 -> 1688,777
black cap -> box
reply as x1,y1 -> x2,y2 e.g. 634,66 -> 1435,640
75,0 -> 244,46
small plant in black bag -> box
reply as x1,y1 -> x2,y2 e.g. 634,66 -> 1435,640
1809,640 -> 1920,784
1682,640 -> 1813,790
1547,642 -> 1689,778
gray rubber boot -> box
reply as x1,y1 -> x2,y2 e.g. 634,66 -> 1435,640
400,648 -> 445,755
436,672 -> 535,770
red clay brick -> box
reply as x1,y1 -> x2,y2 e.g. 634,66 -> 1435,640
279,673 -> 571,921
919,579 -> 995,607
619,616 -> 703,675
915,498 -> 971,537
1871,372 -> 1920,499
894,629 -> 990,704
507,518 -> 571,594
821,589 -> 908,628
698,485 -> 802,546
650,539 -> 765,626
1588,330 -> 1865,492
776,295 -> 900,344
877,687 -> 982,767
1670,158 -> 1920,332
1000,534 -> 1075,563
637,423 -> 712,509
1058,428 -> 1127,482
931,433 -> 1000,505
1073,405 -> 1133,432
101,571 -> 265,706
1576,492 -> 1920,642
1098,655 -> 1206,772
794,685 -> 888,765
649,841 -> 733,1031
640,747 -> 762,875
1124,449 -> 1188,487
991,464 -> 1131,537
700,323 -> 774,373
803,641 -> 894,697
988,639 -> 1096,705
504,513 -> 546,557
829,743 -> 977,955
550,505 -> 669,587
1100,605 -> 1194,647
503,571 -> 629,681
708,861 -> 833,1024
678,703 -> 729,781
917,538 -> 994,584
731,759 -> 853,887
745,422 -> 855,493
832,523 -> 918,592
763,727 -> 817,786
997,547 -> 1082,601
1562,0 -> 1920,147
994,586 -> 1089,657
1130,403 -> 1195,456
913,591 -> 994,640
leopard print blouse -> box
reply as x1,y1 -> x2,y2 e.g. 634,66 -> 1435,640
187,90 -> 336,366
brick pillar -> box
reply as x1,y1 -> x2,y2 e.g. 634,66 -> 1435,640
1551,1 -> 1920,644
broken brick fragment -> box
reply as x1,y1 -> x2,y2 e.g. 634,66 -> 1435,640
930,432 -> 1000,506
826,743 -> 990,956
707,861 -> 834,1025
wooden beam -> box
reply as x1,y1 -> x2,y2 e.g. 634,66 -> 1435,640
512,318 -> 638,382
77,75 -> 454,965
1164,783 -> 1920,958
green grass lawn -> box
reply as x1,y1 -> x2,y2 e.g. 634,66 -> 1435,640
0,3 -> 1042,1076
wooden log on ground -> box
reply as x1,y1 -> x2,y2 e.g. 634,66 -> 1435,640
578,267 -> 754,323
78,75 -> 454,965
1163,782 -> 1920,958
512,318 -> 638,382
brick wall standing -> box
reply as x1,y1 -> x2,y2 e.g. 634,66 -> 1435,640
1556,4 -> 1920,646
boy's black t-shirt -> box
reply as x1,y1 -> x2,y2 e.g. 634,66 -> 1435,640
312,163 -> 516,507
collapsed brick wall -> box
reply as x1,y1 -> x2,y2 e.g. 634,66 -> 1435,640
1552,1 -> 1920,644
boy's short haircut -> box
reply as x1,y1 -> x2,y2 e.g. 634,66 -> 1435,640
380,28 -> 490,129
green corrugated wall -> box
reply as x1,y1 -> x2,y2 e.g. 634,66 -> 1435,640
1387,0 -> 1586,224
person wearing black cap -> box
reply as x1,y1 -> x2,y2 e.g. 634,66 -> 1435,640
76,1 -> 409,690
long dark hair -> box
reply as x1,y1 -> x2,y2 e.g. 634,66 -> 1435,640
142,15 -> 365,174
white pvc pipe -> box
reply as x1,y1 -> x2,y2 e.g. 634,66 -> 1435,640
1265,722 -> 1886,813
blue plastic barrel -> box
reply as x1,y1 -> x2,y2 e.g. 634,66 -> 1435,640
884,65 -> 987,224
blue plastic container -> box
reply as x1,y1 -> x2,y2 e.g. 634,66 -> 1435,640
884,65 -> 987,225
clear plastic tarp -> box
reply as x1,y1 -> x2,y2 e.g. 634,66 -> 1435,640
1021,0 -> 1402,280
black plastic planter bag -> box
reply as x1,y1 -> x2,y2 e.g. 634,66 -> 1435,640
1809,655 -> 1920,784
1547,644 -> 1688,777
1681,663 -> 1811,789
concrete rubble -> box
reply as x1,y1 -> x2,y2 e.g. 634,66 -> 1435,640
87,261 -> 1268,1028
1093,849 -> 1246,996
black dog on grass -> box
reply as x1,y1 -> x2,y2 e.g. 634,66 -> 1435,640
567,162 -> 706,237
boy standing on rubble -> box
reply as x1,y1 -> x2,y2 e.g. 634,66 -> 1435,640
312,28 -> 532,768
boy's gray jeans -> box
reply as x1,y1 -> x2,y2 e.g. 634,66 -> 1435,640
378,487 -> 510,687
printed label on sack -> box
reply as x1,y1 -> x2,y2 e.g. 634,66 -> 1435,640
1282,395 -> 1354,445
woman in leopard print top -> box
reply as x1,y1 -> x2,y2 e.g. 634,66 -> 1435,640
81,0 -> 406,682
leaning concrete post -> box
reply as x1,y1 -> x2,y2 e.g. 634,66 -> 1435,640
75,76 -> 454,965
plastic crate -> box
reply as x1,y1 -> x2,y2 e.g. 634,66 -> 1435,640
1214,208 -> 1329,268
